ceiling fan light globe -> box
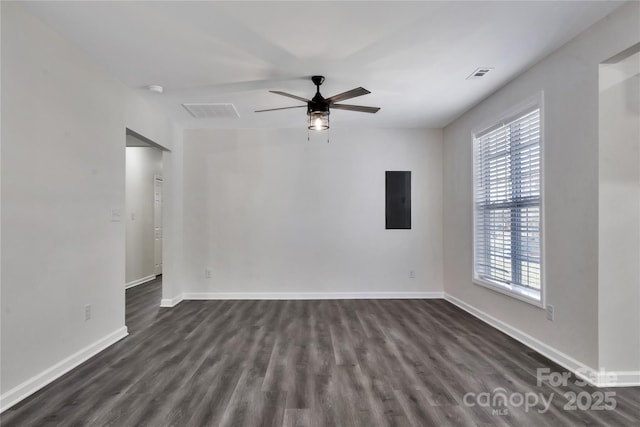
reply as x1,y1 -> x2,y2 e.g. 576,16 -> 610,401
308,111 -> 329,131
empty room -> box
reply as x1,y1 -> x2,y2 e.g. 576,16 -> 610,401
1,1 -> 639,426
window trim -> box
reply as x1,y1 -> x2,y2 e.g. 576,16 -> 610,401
471,92 -> 546,308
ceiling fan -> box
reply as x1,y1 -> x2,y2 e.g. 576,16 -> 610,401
255,76 -> 380,130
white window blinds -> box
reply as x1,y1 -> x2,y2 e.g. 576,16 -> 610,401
473,107 -> 542,297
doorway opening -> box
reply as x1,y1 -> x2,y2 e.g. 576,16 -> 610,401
125,129 -> 169,300
598,43 -> 640,371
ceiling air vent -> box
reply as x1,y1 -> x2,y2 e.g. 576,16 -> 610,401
466,67 -> 494,80
182,103 -> 240,119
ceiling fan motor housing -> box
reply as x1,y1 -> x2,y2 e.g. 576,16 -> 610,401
308,75 -> 329,115
307,100 -> 329,115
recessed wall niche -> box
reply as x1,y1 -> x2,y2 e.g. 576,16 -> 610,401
385,171 -> 411,229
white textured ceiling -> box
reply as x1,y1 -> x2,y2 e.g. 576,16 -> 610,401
24,1 -> 624,129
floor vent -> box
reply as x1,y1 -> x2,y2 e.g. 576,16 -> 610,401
466,67 -> 494,80
182,103 -> 240,119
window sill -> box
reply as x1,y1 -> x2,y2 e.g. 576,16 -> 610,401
473,276 -> 543,308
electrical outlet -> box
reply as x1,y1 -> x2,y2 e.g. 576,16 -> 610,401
205,269 -> 212,279
546,304 -> 554,321
409,270 -> 415,279
85,305 -> 92,321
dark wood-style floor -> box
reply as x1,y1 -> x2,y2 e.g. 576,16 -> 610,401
2,279 -> 639,426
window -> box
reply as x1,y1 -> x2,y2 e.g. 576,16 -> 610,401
473,99 -> 543,305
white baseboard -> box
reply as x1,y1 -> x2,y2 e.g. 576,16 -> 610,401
125,274 -> 157,289
160,294 -> 184,308
444,293 -> 640,388
181,291 -> 444,300
0,326 -> 128,413
596,371 -> 640,387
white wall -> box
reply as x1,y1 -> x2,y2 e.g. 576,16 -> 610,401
125,147 -> 163,286
182,128 -> 443,296
443,1 -> 640,373
0,2 -> 181,408
160,126 -> 184,305
598,50 -> 640,374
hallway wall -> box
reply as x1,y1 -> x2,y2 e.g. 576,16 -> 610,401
125,147 -> 163,287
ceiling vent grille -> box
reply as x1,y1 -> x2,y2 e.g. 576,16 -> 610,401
466,67 -> 494,80
182,103 -> 240,119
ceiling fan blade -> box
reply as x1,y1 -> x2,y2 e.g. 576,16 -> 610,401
331,104 -> 380,113
255,105 -> 307,113
326,87 -> 371,103
269,91 -> 310,103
